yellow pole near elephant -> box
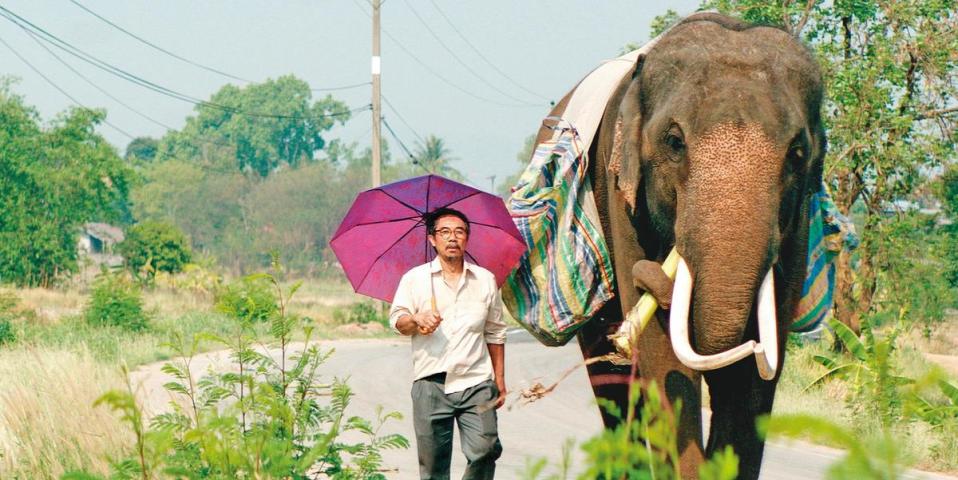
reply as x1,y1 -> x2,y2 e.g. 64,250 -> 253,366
609,247 -> 680,362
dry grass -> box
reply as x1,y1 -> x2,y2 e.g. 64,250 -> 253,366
8,287 -> 85,326
0,346 -> 131,479
772,320 -> 958,474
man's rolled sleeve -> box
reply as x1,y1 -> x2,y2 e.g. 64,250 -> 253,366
388,273 -> 415,334
483,287 -> 507,344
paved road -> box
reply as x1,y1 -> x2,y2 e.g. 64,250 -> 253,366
130,330 -> 956,479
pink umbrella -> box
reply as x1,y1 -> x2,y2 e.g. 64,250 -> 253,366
330,174 -> 526,303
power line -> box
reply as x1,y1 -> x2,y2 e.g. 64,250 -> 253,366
67,0 -> 371,93
382,116 -> 430,175
382,94 -> 425,144
426,0 -> 551,103
0,5 -> 368,122
0,32 -> 135,140
10,20 -> 250,155
348,0 -> 540,109
14,20 -> 177,132
401,0 -> 540,106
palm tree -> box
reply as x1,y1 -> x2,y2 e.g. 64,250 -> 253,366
413,135 -> 465,181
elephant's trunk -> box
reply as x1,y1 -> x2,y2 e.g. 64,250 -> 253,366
669,259 -> 778,380
668,122 -> 783,380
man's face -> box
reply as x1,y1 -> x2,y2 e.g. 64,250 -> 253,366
428,215 -> 469,261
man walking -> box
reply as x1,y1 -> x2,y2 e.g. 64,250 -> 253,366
389,207 -> 507,480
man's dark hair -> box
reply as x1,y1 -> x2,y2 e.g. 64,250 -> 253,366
424,207 -> 470,235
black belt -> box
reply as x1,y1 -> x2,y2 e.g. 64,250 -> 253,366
420,372 -> 447,383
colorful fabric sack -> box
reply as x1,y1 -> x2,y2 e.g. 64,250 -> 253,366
791,185 -> 859,332
501,121 -> 615,346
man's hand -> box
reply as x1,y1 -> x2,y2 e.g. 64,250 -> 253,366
494,381 -> 507,409
413,310 -> 442,335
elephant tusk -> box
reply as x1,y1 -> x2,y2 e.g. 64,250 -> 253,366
754,268 -> 778,380
669,258 -> 758,371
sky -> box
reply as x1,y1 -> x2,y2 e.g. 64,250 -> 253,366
0,0 -> 700,191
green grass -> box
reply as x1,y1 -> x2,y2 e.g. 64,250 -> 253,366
1,275 -> 392,367
774,325 -> 958,474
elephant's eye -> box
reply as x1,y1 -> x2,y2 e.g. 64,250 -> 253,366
664,125 -> 686,153
789,145 -> 805,160
787,133 -> 808,163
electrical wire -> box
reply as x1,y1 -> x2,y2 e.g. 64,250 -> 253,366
401,0 -> 540,106
11,21 -> 252,155
382,116 -> 430,175
0,5 -> 367,122
382,94 -> 425,144
67,0 -> 371,93
426,0 -> 551,102
0,32 -> 135,140
349,0 -> 540,109
14,20 -> 177,132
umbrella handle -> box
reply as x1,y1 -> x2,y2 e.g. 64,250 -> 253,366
430,275 -> 437,313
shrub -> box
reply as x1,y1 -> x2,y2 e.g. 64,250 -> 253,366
0,290 -> 18,345
117,221 -> 192,281
332,301 -> 388,327
807,317 -> 912,429
73,271 -> 409,479
523,380 -> 738,480
84,273 -> 148,331
214,274 -> 279,324
0,318 -> 15,346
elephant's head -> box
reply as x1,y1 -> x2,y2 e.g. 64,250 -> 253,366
611,13 -> 825,379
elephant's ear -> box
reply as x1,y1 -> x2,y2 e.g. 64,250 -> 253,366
608,56 -> 645,214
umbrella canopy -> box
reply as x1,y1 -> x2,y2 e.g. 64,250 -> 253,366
330,174 -> 526,303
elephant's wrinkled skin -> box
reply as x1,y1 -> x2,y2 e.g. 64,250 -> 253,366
537,13 -> 825,479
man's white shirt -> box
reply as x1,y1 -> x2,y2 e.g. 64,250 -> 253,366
389,258 -> 507,394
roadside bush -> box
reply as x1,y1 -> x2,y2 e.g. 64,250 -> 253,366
0,317 -> 15,346
85,273 -> 149,332
332,301 -> 388,327
0,290 -> 18,345
117,220 -> 193,281
71,271 -> 409,479
214,274 -> 279,324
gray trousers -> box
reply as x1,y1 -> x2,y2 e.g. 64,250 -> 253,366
412,374 -> 502,480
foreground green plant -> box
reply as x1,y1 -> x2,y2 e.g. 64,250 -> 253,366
522,380 -> 738,480
807,317 -> 913,428
761,414 -> 911,480
68,270 -> 408,479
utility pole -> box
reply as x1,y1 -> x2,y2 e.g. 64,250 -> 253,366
371,0 -> 382,187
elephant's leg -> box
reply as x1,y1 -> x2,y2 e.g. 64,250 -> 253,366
704,361 -> 777,480
577,300 -> 634,429
639,310 -> 705,478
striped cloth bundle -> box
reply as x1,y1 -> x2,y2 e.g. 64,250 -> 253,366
791,186 -> 859,332
501,123 -> 615,346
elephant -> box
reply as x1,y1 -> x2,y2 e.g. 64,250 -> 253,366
534,12 -> 826,479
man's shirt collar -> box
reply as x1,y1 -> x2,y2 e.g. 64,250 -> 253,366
429,257 -> 474,275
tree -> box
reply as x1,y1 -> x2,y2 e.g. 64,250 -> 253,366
412,134 -> 465,181
124,136 -> 158,163
686,1 -> 958,332
156,75 -> 350,177
0,80 -> 132,286
118,220 -> 193,280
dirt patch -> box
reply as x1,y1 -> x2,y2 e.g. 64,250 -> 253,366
333,322 -> 386,336
924,353 -> 958,377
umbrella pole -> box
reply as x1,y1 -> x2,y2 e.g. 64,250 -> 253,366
430,274 -> 437,312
